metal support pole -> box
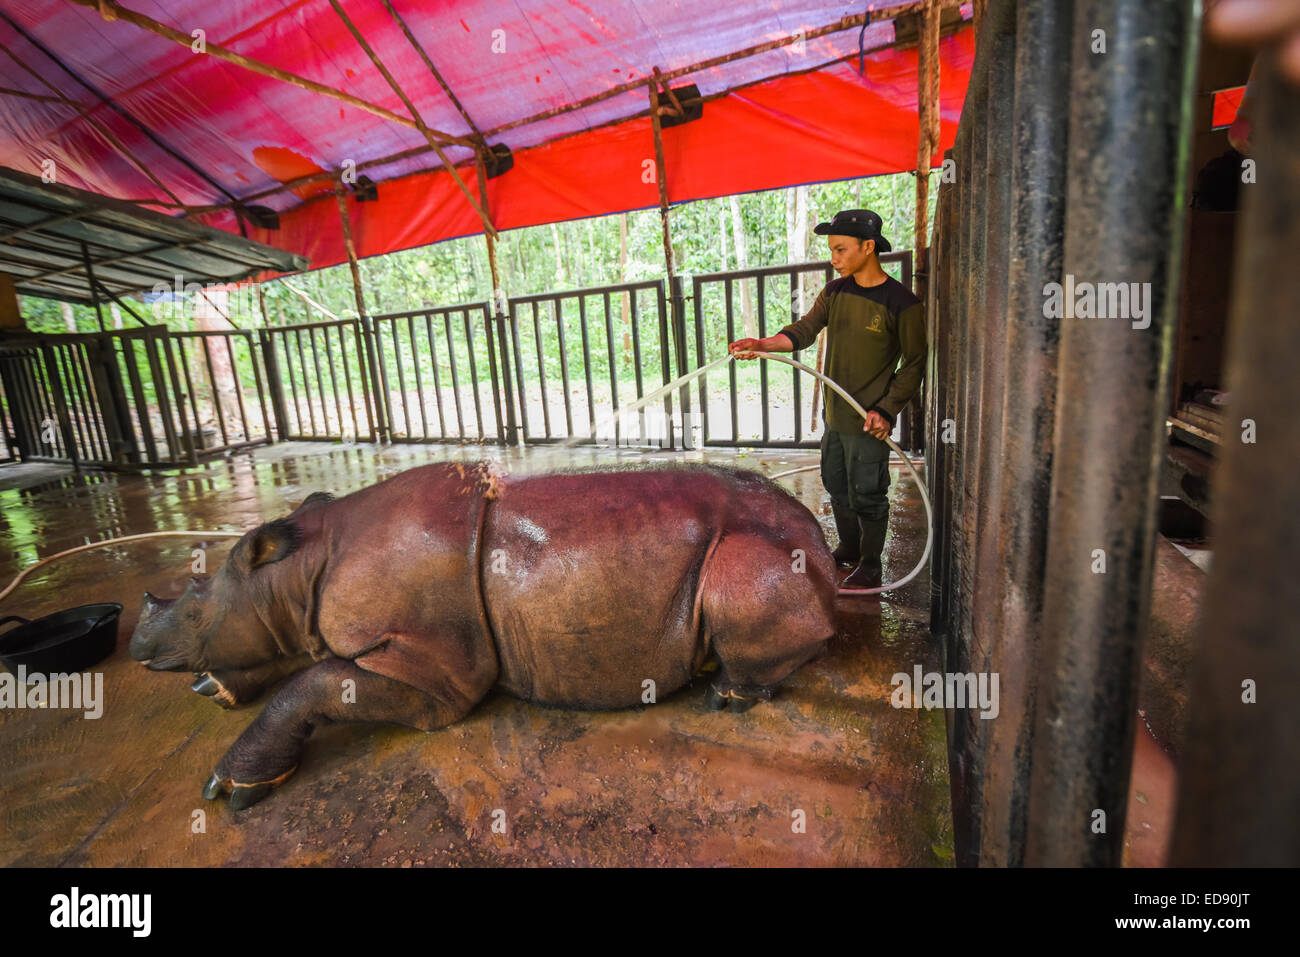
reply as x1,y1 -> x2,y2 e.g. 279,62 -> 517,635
976,0 -> 1074,868
1025,0 -> 1199,868
966,0 -> 1016,866
475,154 -> 517,447
1170,57 -> 1300,867
80,241 -> 106,332
335,179 -> 388,443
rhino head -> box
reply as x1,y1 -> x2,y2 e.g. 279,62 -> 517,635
130,494 -> 332,706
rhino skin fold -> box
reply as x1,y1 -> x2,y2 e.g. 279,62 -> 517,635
131,461 -> 839,810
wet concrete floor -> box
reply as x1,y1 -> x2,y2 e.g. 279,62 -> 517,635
0,442 -> 951,866
0,441 -> 1169,866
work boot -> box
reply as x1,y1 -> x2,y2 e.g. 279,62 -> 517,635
842,516 -> 888,589
830,503 -> 861,566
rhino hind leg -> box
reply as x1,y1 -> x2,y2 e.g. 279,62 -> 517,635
699,531 -> 836,713
203,657 -> 486,810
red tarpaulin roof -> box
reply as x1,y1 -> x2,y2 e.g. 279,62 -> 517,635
0,0 -> 974,279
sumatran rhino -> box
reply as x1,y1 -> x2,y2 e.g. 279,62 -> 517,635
130,462 -> 838,809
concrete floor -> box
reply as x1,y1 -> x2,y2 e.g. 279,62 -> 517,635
0,441 -> 954,867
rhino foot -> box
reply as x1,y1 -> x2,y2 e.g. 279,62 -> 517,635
704,681 -> 773,714
202,766 -> 298,811
192,672 -> 237,709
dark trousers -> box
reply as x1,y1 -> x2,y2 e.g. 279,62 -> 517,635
820,427 -> 891,521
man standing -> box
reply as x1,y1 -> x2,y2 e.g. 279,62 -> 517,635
729,209 -> 927,589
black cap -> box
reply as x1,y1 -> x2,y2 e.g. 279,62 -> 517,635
813,208 -> 892,253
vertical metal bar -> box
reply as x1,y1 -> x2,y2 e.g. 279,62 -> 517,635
281,332 -> 304,437
757,275 -> 769,444
669,274 -> 691,448
789,272 -> 803,445
724,280 -> 738,443
142,328 -> 183,462
655,281 -> 672,449
175,338 -> 202,453
307,326 -> 330,435
1025,0 -> 1199,868
360,316 -> 388,442
553,299 -> 573,439
388,319 -> 410,438
461,308 -> 485,438
247,331 -> 271,443
495,307 -> 518,446
482,305 -> 509,444
52,343 -> 91,460
693,278 -> 709,443
336,326 -> 361,441
38,341 -> 79,467
603,291 -> 619,445
224,335 -> 251,442
1170,58 -> 1300,867
444,311 -> 466,438
977,0 -> 1073,868
509,303 -> 530,441
200,336 -> 229,447
578,296 -> 596,439
407,315 -> 429,439
629,290 -> 645,441
113,337 -> 150,460
71,342 -> 111,461
259,329 -> 290,442
161,333 -> 198,463
355,320 -> 381,441
964,3 -> 1017,869
532,301 -> 551,439
424,312 -> 447,437
80,241 -> 106,332
293,327 -> 317,435
319,326 -> 343,439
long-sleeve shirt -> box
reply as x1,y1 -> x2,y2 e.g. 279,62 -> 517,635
778,274 -> 927,434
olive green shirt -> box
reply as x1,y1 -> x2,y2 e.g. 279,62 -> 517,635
779,274 -> 926,433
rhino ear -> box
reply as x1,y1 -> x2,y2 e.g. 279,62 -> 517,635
295,494 -> 332,514
247,518 -> 301,570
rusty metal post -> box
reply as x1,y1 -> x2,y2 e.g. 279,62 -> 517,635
475,153 -> 517,447
963,0 -> 1016,866
976,0 -> 1074,868
927,151 -> 953,638
1170,58 -> 1300,867
944,1 -> 996,866
1024,0 -> 1199,867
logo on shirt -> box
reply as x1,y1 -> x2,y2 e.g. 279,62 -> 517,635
865,315 -> 882,332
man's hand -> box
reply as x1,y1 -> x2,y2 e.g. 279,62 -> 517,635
863,410 -> 892,441
729,338 -> 765,360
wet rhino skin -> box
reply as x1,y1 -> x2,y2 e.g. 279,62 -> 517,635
134,462 -> 839,809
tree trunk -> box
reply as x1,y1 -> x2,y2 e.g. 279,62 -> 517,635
550,222 -> 566,287
719,209 -> 729,269
61,301 -> 76,333
730,195 -> 756,338
110,302 -> 123,329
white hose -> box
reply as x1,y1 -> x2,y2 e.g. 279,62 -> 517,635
0,530 -> 245,605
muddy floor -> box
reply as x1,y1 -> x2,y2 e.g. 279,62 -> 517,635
0,441 -> 1166,866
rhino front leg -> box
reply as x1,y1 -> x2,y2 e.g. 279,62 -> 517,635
202,657 -> 482,810
191,652 -> 317,709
